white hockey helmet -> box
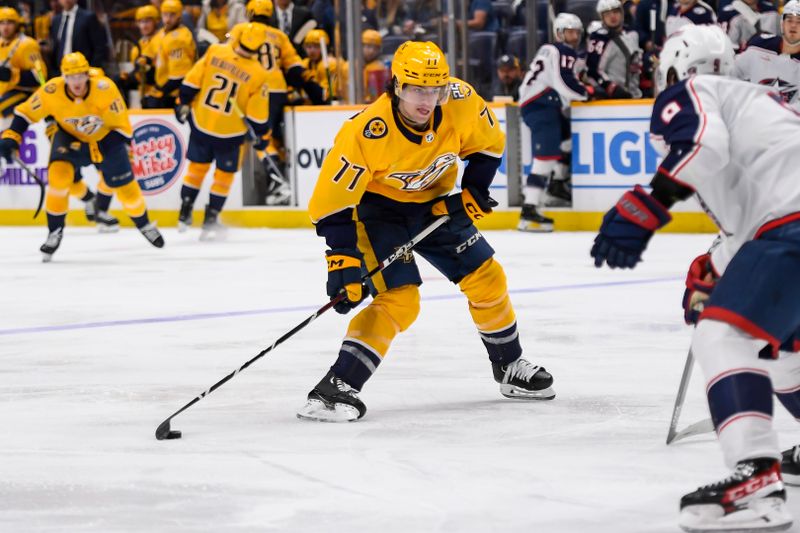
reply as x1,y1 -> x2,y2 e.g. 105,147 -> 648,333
596,0 -> 623,15
657,25 -> 734,91
554,13 -> 584,42
783,0 -> 800,18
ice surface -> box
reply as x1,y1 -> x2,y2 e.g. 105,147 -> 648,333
2,226 -> 799,533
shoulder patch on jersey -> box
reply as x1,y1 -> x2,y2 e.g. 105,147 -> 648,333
449,82 -> 472,100
44,83 -> 56,93
363,117 -> 388,139
97,80 -> 110,90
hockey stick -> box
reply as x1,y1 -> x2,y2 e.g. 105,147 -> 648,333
155,214 -> 451,440
228,96 -> 290,188
666,348 -> 715,444
11,155 -> 45,219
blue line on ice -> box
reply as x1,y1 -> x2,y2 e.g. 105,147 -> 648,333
0,276 -> 680,336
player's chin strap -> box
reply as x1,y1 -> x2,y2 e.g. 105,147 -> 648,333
9,155 -> 45,219
154,214 -> 451,441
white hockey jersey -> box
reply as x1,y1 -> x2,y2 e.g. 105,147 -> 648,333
650,75 -> 800,272
518,42 -> 587,108
734,34 -> 800,105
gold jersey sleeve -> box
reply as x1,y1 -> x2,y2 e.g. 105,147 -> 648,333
0,36 -> 46,93
156,26 -> 196,89
308,78 -> 506,222
184,43 -> 269,138
15,75 -> 132,142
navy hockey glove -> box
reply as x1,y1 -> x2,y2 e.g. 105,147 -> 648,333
682,253 -> 717,325
252,133 -> 269,151
326,248 -> 368,314
174,104 -> 190,124
431,187 -> 498,230
0,66 -> 11,82
591,185 -> 671,269
0,135 -> 19,163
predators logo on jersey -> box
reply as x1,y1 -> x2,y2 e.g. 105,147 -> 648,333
63,115 -> 104,136
386,152 -> 457,191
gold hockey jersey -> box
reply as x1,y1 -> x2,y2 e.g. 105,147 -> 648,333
0,35 -> 46,94
155,25 -> 196,93
228,22 -> 301,93
308,78 -> 505,223
129,33 -> 163,98
13,74 -> 131,142
183,42 -> 269,139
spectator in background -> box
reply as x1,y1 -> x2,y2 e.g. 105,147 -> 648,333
273,0 -> 315,53
197,0 -> 230,42
718,0 -> 779,50
402,0 -> 439,36
34,0 -> 60,72
376,0 -> 407,34
363,29 -> 388,103
309,0 -> 333,42
587,0 -> 642,98
492,54 -> 522,101
50,0 -> 108,72
467,0 -> 498,32
227,0 -> 248,27
665,0 -> 716,37
635,0 -> 667,51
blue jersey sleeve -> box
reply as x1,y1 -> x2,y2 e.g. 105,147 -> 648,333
650,80 -> 703,179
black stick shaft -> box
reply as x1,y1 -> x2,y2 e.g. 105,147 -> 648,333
13,155 -> 45,219
155,215 -> 450,436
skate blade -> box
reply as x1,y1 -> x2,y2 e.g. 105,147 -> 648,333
500,384 -> 556,400
517,220 -> 553,233
97,225 -> 120,234
41,252 -> 53,263
177,222 -> 190,233
679,498 -> 792,533
296,399 -> 360,422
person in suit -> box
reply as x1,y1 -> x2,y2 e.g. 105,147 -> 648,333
50,0 -> 108,73
272,0 -> 314,53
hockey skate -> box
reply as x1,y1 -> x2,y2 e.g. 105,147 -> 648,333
199,205 -> 227,241
95,210 -> 120,233
544,179 -> 572,207
40,227 -> 63,262
139,222 -> 164,248
780,445 -> 800,486
679,458 -> 792,533
177,197 -> 193,233
517,204 -> 554,233
493,358 -> 555,400
84,197 -> 96,222
297,370 -> 367,422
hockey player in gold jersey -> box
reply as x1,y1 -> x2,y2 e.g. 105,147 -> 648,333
175,23 -> 270,238
155,0 -> 195,107
0,7 -> 46,125
297,41 -> 556,422
0,52 -> 164,261
228,0 -> 325,203
301,29 -> 346,101
117,5 -> 163,109
362,29 -> 389,103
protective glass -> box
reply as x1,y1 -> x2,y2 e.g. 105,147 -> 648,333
64,73 -> 89,84
396,84 -> 450,106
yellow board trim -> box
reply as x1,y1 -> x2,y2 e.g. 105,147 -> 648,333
0,209 -> 717,232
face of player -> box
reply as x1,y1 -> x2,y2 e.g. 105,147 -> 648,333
496,65 -> 520,85
162,11 -> 180,31
137,18 -> 156,37
304,42 -> 321,61
65,73 -> 89,98
396,83 -> 448,126
0,20 -> 17,40
783,14 -> 800,45
601,8 -> 623,30
562,28 -> 581,48
363,43 -> 380,63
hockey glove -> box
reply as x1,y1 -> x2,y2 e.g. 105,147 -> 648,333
0,136 -> 19,163
591,185 -> 671,269
326,248 -> 368,314
682,253 -> 717,325
605,82 -> 631,99
174,104 -> 190,124
0,66 -> 11,82
252,132 -> 270,151
431,187 -> 498,230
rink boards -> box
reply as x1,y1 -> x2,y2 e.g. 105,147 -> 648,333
0,102 -> 715,232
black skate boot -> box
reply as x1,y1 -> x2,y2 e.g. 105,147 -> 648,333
40,227 -> 63,262
95,210 -> 120,233
177,197 -> 193,233
139,222 -> 164,248
199,205 -> 227,241
297,370 -> 367,422
84,197 -> 96,222
492,358 -> 555,400
679,458 -> 791,533
781,445 -> 800,486
544,179 -> 572,207
517,204 -> 554,233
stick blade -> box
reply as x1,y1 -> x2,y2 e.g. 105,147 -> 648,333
667,418 -> 714,445
155,420 -> 181,440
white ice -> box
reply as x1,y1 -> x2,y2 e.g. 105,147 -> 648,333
2,226 -> 799,533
